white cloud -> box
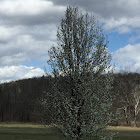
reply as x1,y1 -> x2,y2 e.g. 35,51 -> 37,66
24,67 -> 45,78
117,26 -> 132,34
0,65 -> 45,83
103,18 -> 128,31
0,24 -> 57,66
102,17 -> 140,33
113,44 -> 140,72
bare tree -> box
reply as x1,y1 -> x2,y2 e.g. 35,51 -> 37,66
132,84 -> 140,127
115,74 -> 133,126
46,6 -> 115,140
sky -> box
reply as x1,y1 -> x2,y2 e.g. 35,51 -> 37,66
0,0 -> 140,83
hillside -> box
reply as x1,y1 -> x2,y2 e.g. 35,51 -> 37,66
0,73 -> 140,126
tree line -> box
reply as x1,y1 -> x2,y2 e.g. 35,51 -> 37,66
0,76 -> 52,122
113,72 -> 140,127
0,73 -> 139,126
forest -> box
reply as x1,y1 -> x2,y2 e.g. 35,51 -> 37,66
0,72 -> 140,127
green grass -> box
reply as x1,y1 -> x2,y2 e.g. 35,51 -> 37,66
0,123 -> 66,140
108,126 -> 140,140
0,123 -> 140,140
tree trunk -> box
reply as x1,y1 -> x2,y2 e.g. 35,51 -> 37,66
124,108 -> 130,126
134,110 -> 137,127
134,116 -> 137,127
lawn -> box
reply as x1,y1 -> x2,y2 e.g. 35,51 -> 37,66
108,126 -> 140,140
0,123 -> 66,140
0,123 -> 140,140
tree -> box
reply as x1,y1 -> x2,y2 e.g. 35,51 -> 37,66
132,84 -> 140,127
46,6 -> 115,140
114,74 -> 133,126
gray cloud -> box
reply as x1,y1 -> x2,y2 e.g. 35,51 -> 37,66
0,0 -> 65,26
50,0 -> 140,33
0,12 -> 62,26
51,0 -> 140,18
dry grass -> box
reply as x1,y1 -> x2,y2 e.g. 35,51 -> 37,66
0,122 -> 46,128
107,126 -> 140,140
108,126 -> 140,131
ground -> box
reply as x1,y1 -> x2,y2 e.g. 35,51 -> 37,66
0,123 -> 140,140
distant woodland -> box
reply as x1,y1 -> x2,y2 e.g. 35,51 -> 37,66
0,73 -> 140,126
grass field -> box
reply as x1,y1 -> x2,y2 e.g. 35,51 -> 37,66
108,126 -> 140,140
0,123 -> 140,140
0,123 -> 66,140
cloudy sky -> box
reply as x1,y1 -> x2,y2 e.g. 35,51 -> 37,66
0,0 -> 140,83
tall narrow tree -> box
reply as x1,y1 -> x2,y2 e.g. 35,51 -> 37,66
46,6 -> 115,140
